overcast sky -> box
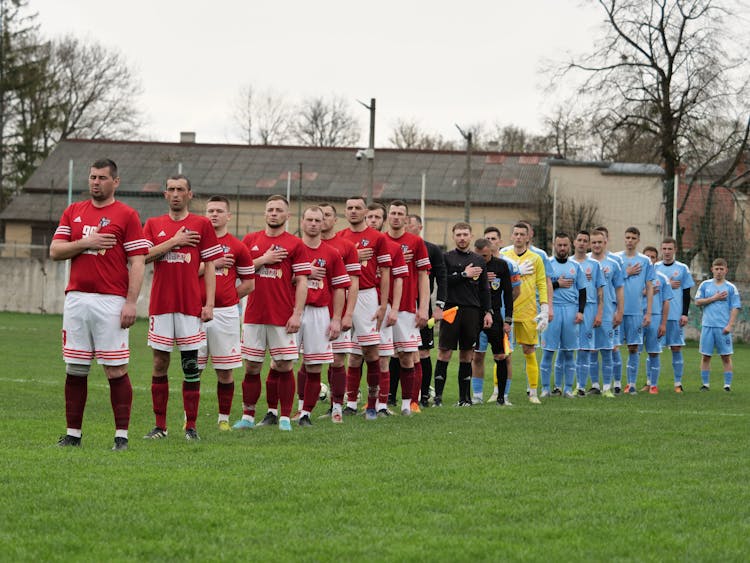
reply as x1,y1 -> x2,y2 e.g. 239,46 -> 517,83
33,0 -> 604,147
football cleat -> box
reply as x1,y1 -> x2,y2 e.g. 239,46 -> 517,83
257,412 -> 278,427
400,408 -> 411,416
143,427 -> 168,439
433,397 -> 443,407
410,401 -> 421,414
640,384 -> 651,393
576,388 -> 586,397
613,386 -> 622,396
503,397 -> 513,407
495,398 -> 505,406
564,391 -> 576,399
724,385 -> 731,392
625,385 -> 637,395
649,386 -> 659,395
674,385 -> 684,394
529,396 -> 542,405
218,420 -> 232,432
232,418 -> 255,430
279,419 -> 292,431
602,389 -> 615,398
700,385 -> 710,392
331,411 -> 343,424
298,415 -> 312,427
111,437 -> 128,451
365,408 -> 378,421
487,392 -> 499,403
587,387 -> 601,395
184,428 -> 200,441
551,387 -> 562,396
376,408 -> 392,418
540,389 -> 551,398
342,406 -> 358,416
57,434 -> 81,447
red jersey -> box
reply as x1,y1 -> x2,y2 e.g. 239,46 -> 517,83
321,236 -> 362,279
200,233 -> 255,307
386,231 -> 431,313
336,226 -> 391,290
53,199 -> 148,297
381,237 -> 409,306
144,213 -> 223,316
242,230 -> 312,326
305,241 -> 351,310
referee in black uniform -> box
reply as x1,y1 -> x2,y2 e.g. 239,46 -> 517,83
434,222 -> 492,406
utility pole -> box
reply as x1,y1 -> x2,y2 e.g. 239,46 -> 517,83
358,98 -> 376,204
456,124 -> 473,223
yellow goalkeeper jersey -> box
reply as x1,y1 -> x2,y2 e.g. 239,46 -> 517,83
501,248 -> 548,322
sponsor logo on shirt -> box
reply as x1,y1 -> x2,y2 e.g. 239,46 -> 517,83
258,265 -> 283,279
161,251 -> 191,264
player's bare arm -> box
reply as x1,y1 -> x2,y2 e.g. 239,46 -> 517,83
201,260 -> 216,322
341,275 -> 359,331
594,286 -> 604,327
328,287 -> 346,340
415,270 -> 430,328
121,254 -> 146,329
236,278 -> 254,299
643,280 -> 653,326
49,232 -> 118,260
386,277 -> 403,327
374,267 -> 390,331
725,307 -> 738,334
286,274 -> 308,333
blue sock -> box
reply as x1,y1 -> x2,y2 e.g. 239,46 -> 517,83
576,350 -> 589,390
471,377 -> 483,396
590,353 -> 600,387
554,352 -> 564,389
645,356 -> 652,386
724,371 -> 733,387
504,377 -> 512,396
563,350 -> 575,393
540,349 -> 554,391
601,349 -> 613,386
701,370 -> 710,386
613,349 -> 622,384
672,350 -> 684,385
650,355 -> 661,387
627,352 -> 640,386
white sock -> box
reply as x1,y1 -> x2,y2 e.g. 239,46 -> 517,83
67,428 -> 82,438
401,399 -> 410,411
115,429 -> 127,439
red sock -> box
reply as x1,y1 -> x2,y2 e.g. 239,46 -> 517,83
411,361 -> 423,402
329,365 -> 346,404
297,365 -> 308,401
151,375 -> 169,430
65,374 -> 88,430
217,381 -> 234,416
378,367 -> 390,405
108,374 -> 132,430
400,366 -> 415,401
183,381 -> 201,430
241,373 -> 261,417
302,370 -> 321,412
278,370 -> 295,417
266,368 -> 280,410
366,360 -> 380,409
346,364 -> 362,403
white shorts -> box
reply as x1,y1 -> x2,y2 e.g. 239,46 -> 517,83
198,306 -> 242,370
299,305 -> 333,365
62,291 -> 129,366
331,328 -> 357,355
379,304 -> 395,357
393,311 -> 421,353
148,313 -> 205,352
351,287 -> 380,348
242,323 -> 299,362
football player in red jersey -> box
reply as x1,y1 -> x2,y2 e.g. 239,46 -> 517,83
234,195 -> 311,432
198,196 -> 255,430
143,175 -> 223,441
51,159 -> 148,451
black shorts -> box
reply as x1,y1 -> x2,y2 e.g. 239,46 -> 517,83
419,325 -> 434,350
438,306 -> 482,351
482,321 -> 505,356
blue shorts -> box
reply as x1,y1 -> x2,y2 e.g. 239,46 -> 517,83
699,326 -> 733,356
664,319 -> 685,347
578,303 -> 597,350
541,305 -> 579,351
643,314 -> 664,354
475,329 -> 488,353
594,322 -> 615,350
622,315 -> 643,346
613,325 -> 623,346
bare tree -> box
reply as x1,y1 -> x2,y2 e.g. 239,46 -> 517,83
558,0 -> 749,247
292,95 -> 360,147
232,84 -> 292,145
388,118 -> 456,150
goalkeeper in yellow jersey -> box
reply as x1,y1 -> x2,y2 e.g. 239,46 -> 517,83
502,223 -> 550,404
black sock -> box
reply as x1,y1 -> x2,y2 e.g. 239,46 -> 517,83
420,356 -> 433,400
388,357 -> 400,402
434,360 -> 449,398
495,359 -> 508,403
458,361 -> 472,402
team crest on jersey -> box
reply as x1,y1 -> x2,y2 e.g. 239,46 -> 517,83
360,239 -> 370,247
569,267 -> 575,275
98,217 -> 111,228
315,258 -> 327,268
491,279 -> 501,291
401,244 -> 409,254
222,244 -> 231,253
273,244 -> 285,252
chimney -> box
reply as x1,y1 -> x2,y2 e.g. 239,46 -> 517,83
180,131 -> 196,143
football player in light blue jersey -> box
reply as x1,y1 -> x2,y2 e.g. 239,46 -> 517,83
655,237 -> 694,392
540,233 -> 587,398
569,230 -> 605,396
615,226 -> 655,394
695,258 -> 741,391
641,246 -> 673,393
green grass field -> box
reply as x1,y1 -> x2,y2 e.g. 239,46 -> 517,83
1,311 -> 748,561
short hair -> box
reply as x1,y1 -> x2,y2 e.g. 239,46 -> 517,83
266,194 -> 289,206
452,221 -> 472,233
712,257 -> 727,268
303,205 -> 323,218
554,232 -> 571,243
484,226 -> 501,238
661,236 -> 676,246
576,229 -> 590,238
367,202 -> 386,215
643,245 -> 658,255
389,200 -> 408,213
91,159 -> 118,178
593,226 -> 609,237
318,202 -> 337,214
474,238 -> 491,251
625,226 -> 640,236
207,195 -> 230,207
512,222 -> 529,234
346,195 -> 367,205
167,174 -> 191,190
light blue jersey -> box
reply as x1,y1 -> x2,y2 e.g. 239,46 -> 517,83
655,260 -> 694,321
590,254 -> 624,322
696,279 -> 741,327
572,256 -> 606,304
617,251 -> 655,316
643,270 -> 674,316
547,257 -> 587,306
